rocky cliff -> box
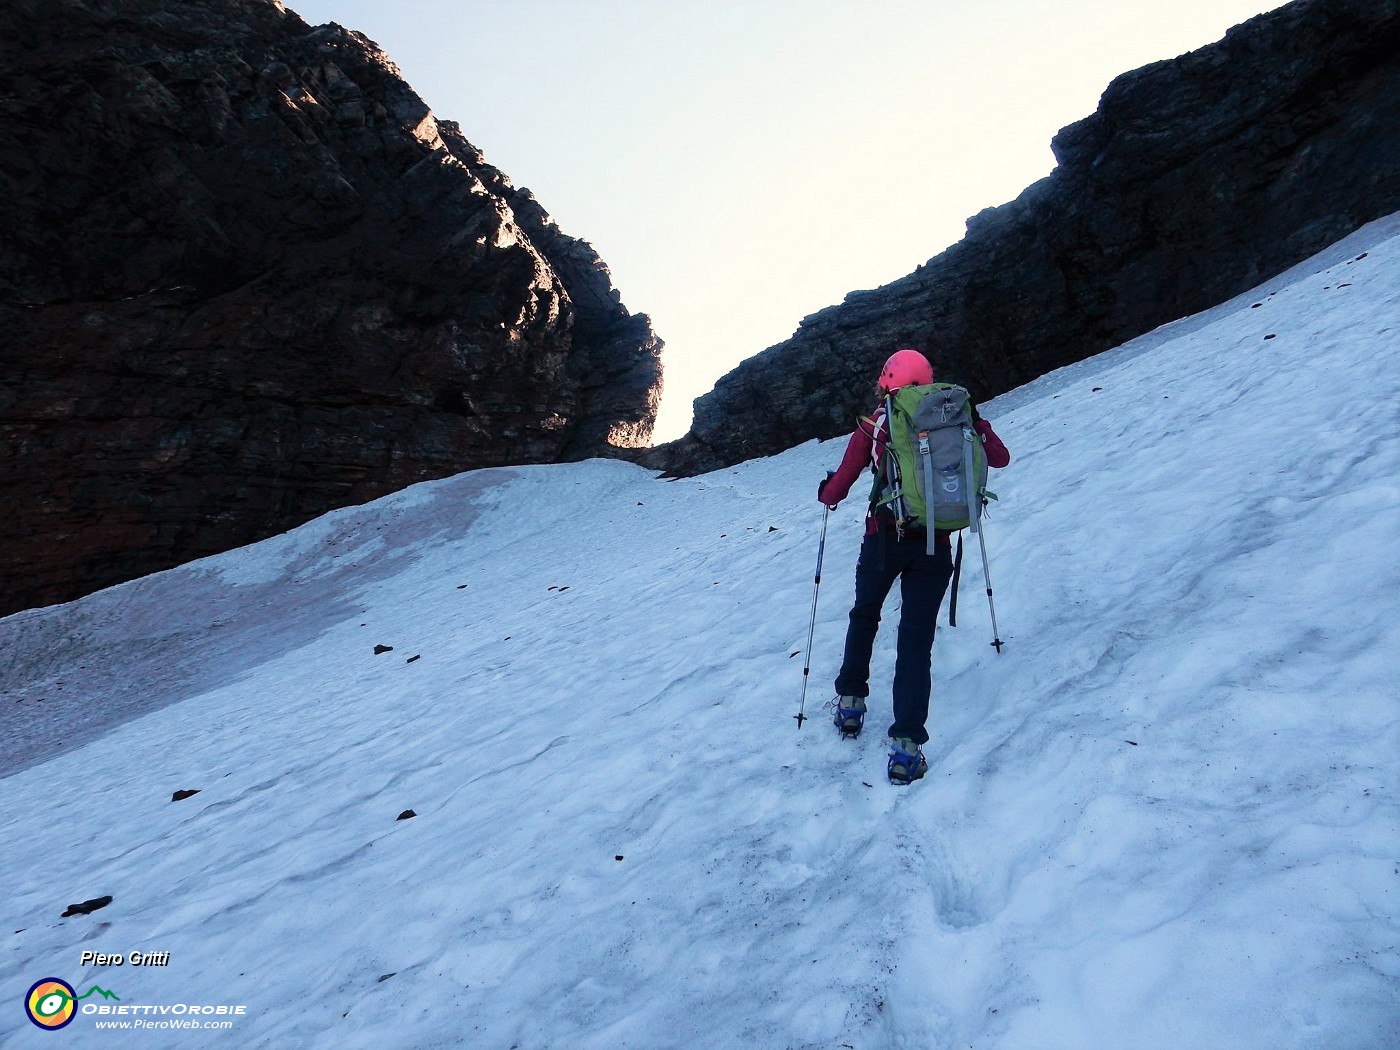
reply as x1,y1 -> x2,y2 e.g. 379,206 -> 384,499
0,0 -> 663,617
648,0 -> 1400,475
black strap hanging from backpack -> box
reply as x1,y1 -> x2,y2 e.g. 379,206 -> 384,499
948,531 -> 964,627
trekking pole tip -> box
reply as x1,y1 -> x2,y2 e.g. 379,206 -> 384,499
794,712 -> 807,729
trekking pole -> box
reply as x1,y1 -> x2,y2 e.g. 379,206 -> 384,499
795,493 -> 833,728
974,519 -> 1004,653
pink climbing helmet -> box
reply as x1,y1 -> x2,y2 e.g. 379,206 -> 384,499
878,348 -> 934,392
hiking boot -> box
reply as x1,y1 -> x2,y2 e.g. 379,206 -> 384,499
833,696 -> 867,737
887,737 -> 928,784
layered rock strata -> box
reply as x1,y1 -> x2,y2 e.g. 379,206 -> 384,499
649,0 -> 1400,474
0,0 -> 662,617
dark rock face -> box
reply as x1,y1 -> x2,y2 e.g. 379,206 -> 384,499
647,0 -> 1400,475
0,0 -> 662,618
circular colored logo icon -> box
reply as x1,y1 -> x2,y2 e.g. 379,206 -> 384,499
26,978 -> 77,1030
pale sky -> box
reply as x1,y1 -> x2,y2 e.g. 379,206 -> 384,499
287,0 -> 1286,441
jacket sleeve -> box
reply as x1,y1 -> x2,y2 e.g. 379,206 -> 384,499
818,421 -> 875,506
974,417 -> 1011,468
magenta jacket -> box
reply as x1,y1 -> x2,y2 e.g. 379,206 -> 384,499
819,402 -> 1011,539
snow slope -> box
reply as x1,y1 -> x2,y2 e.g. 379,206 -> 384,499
3,216 -> 1399,1049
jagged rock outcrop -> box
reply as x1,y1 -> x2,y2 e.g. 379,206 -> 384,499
0,0 -> 662,617
647,0 -> 1400,475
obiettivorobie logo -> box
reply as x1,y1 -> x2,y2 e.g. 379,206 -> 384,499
24,978 -> 120,1030
22,974 -> 248,1033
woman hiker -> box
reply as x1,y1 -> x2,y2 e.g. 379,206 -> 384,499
816,348 -> 1011,783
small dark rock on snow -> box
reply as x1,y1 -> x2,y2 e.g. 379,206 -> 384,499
62,896 -> 113,917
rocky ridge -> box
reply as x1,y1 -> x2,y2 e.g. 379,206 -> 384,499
0,0 -> 662,617
646,0 -> 1400,474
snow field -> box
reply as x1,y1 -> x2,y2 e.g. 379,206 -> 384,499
2,215 -> 1399,1048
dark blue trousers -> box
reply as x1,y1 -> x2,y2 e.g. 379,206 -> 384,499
834,532 -> 954,745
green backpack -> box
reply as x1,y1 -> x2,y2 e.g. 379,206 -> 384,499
869,383 -> 994,552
